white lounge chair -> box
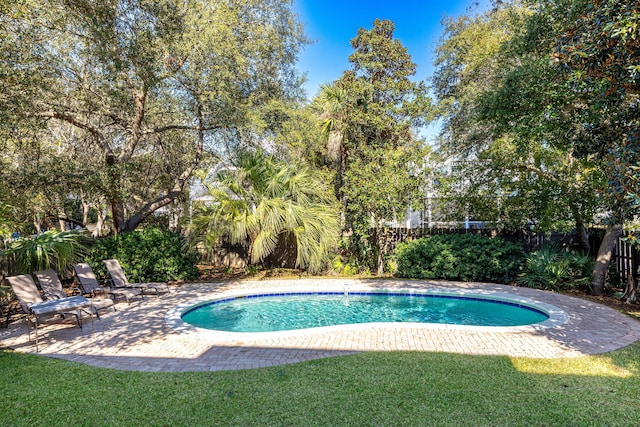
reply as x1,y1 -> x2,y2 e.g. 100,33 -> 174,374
6,274 -> 94,351
71,262 -> 142,305
103,259 -> 170,297
35,268 -> 116,318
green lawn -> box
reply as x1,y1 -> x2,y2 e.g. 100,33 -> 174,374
1,342 -> 639,426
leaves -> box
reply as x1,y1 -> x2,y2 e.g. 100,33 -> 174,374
2,229 -> 89,274
394,234 -> 525,283
86,227 -> 199,281
189,149 -> 340,274
0,0 -> 307,233
517,245 -> 593,291
321,19 -> 432,273
432,1 -> 605,243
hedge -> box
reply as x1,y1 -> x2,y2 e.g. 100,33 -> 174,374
394,234 -> 525,284
86,227 -> 200,282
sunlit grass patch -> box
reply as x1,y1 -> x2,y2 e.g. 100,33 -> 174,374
1,342 -> 639,426
511,354 -> 637,378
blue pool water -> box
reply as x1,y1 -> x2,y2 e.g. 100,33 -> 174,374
181,292 -> 549,332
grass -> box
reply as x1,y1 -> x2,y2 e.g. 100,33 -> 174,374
1,342 -> 639,426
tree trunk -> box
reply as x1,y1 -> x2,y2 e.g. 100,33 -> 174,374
110,197 -> 127,234
622,273 -> 639,304
591,224 -> 623,296
93,207 -> 107,238
338,132 -> 349,230
81,197 -> 90,225
58,213 -> 67,231
375,224 -> 385,275
33,214 -> 41,233
105,152 -> 126,234
573,212 -> 591,253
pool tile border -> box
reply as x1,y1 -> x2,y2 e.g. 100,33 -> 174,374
165,285 -> 570,340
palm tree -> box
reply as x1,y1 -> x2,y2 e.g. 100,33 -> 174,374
313,83 -> 349,164
190,150 -> 340,273
312,82 -> 354,224
2,229 -> 89,274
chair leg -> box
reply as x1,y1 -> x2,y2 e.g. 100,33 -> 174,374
90,312 -> 94,336
75,311 -> 82,330
34,316 -> 39,352
26,315 -> 31,343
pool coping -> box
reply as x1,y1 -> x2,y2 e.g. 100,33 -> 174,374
165,284 -> 570,340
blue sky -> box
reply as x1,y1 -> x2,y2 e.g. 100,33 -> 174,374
294,0 -> 490,99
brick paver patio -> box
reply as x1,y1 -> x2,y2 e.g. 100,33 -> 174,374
1,278 -> 640,372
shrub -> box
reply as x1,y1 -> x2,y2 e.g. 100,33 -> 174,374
394,234 -> 525,283
86,227 -> 200,282
517,245 -> 593,292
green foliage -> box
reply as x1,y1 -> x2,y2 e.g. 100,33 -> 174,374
86,227 -> 199,282
556,0 -> 639,99
330,253 -> 368,276
553,0 -> 640,222
324,19 -> 432,274
189,149 -> 340,274
517,245 -> 593,292
1,0 -> 306,233
244,265 -> 260,275
0,284 -> 13,326
2,229 -> 89,274
0,202 -> 16,240
334,234 -> 376,274
433,2 -> 603,249
394,234 -> 525,283
252,100 -> 329,168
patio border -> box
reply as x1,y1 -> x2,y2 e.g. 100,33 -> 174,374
1,278 -> 640,372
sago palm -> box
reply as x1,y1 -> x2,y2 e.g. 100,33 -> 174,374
190,150 -> 340,273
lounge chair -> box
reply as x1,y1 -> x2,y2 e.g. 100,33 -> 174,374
6,274 -> 94,351
103,259 -> 170,297
71,262 -> 142,304
35,269 -> 116,318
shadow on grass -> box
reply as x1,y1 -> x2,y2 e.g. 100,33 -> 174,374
1,346 -> 639,426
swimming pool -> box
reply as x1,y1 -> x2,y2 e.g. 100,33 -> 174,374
181,291 -> 549,332
172,287 -> 566,334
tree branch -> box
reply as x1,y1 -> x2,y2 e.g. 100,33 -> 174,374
39,111 -> 114,157
146,124 -> 222,135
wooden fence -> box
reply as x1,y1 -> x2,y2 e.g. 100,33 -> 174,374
377,226 -> 593,256
615,233 -> 639,283
208,226 -> 605,269
205,226 -> 639,284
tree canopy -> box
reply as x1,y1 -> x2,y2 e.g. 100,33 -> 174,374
329,19 -> 432,274
433,1 -> 604,251
0,0 -> 306,234
553,0 -> 640,222
434,0 -> 639,294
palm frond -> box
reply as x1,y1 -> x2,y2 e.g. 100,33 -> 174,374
4,229 -> 89,274
189,149 -> 340,272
